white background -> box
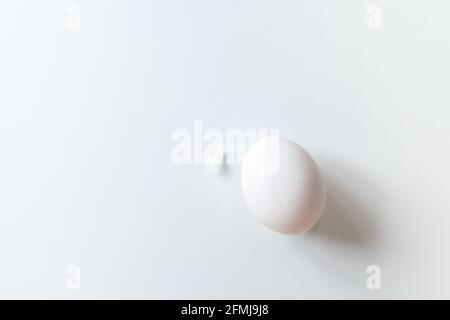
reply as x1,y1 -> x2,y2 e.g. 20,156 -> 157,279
1,0 -> 450,299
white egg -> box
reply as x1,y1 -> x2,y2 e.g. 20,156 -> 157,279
241,137 -> 326,234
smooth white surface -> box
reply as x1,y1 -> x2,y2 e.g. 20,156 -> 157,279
1,0 -> 450,299
241,137 -> 326,234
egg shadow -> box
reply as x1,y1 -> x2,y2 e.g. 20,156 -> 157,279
304,162 -> 380,250
284,160 -> 383,292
